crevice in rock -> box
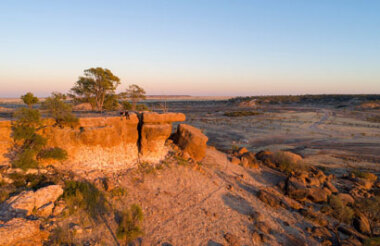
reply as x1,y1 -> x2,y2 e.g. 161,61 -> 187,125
136,112 -> 143,154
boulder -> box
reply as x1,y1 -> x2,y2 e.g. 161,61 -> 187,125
312,226 -> 332,241
255,150 -> 302,169
255,150 -> 275,167
325,181 -> 338,193
286,176 -> 308,201
5,191 -> 35,215
237,147 -> 249,156
230,156 -> 240,165
224,233 -> 240,246
307,187 -> 329,203
337,193 -> 355,205
174,124 -> 208,161
0,218 -> 48,246
34,185 -> 63,209
5,185 -> 63,217
257,189 -> 282,208
353,212 -> 371,235
240,152 -> 259,168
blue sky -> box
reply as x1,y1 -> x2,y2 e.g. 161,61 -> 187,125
0,0 -> 379,97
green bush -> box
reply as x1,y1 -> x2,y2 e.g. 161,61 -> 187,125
116,204 -> 144,244
63,180 -> 108,222
37,147 -> 67,160
329,195 -> 354,224
11,107 -> 69,170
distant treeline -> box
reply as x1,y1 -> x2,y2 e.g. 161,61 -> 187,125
228,94 -> 380,105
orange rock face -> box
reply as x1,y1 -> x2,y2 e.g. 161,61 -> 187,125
175,124 -> 208,161
0,115 -> 139,171
0,112 -> 192,170
141,112 -> 186,123
0,121 -> 12,165
139,112 -> 186,163
42,115 -> 139,171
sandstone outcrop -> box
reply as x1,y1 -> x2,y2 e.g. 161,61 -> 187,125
4,185 -> 63,217
0,218 -> 48,246
0,121 -> 12,165
174,124 -> 208,161
139,112 -> 185,163
42,115 -> 139,170
0,112 -> 205,170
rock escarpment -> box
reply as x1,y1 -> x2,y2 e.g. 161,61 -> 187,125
0,112 -> 199,171
139,112 -> 186,163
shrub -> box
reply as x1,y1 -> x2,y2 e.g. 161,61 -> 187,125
272,151 -> 306,174
138,162 -> 156,174
41,92 -> 78,127
37,147 -> 68,161
116,204 -> 144,244
364,237 -> 380,246
63,180 -> 108,222
48,224 -> 75,245
351,170 -> 377,182
355,196 -> 380,236
11,107 -> 69,170
329,195 -> 354,224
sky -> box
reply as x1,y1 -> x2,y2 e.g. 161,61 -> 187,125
0,0 -> 380,97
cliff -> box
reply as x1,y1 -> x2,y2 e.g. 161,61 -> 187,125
0,112 -> 187,171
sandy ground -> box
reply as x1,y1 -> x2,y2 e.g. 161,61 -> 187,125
99,148 -> 320,246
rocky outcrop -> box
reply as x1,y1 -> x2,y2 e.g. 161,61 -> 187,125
3,185 -> 63,218
0,121 -> 12,165
174,124 -> 208,161
0,112 -> 203,170
42,116 -> 139,170
0,218 -> 48,246
139,112 -> 185,163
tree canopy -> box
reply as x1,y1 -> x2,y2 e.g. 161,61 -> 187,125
21,92 -> 39,108
70,67 -> 120,112
122,84 -> 146,110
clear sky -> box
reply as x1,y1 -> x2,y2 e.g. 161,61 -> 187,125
1,0 -> 379,97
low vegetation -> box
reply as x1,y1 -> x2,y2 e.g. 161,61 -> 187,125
62,180 -> 108,222
10,92 -> 77,170
116,204 -> 144,245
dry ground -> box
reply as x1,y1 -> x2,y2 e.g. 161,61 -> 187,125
77,148 -> 321,246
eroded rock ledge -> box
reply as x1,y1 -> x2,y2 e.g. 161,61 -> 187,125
0,112 -> 208,171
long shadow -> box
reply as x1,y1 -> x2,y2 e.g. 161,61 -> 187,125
207,240 -> 223,246
100,213 -> 120,246
221,193 -> 254,216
